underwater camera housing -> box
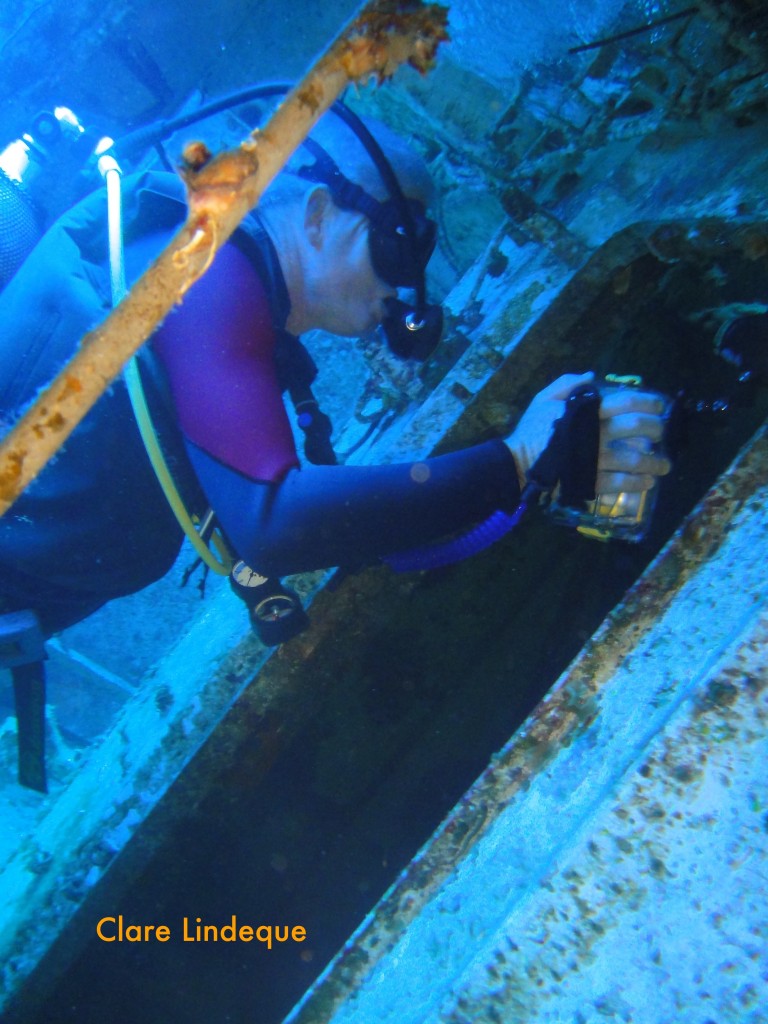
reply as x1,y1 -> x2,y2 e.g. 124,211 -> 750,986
545,376 -> 674,543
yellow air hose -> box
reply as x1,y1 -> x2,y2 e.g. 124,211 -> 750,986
98,149 -> 233,575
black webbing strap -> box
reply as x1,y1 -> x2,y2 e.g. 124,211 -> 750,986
12,661 -> 47,792
0,610 -> 47,792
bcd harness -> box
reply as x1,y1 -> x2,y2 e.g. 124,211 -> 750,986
0,156 -> 326,792
100,156 -> 324,648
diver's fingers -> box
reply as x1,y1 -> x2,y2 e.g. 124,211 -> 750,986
539,372 -> 595,401
600,389 -> 666,418
599,440 -> 671,477
601,411 -> 666,444
596,470 -> 658,494
593,387 -> 671,493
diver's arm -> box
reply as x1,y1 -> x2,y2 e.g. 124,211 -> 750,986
186,438 -> 520,577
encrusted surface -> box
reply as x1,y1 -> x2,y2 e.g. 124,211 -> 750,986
436,614 -> 768,1024
285,430 -> 768,1023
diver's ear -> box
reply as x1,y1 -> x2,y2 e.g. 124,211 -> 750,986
303,186 -> 332,249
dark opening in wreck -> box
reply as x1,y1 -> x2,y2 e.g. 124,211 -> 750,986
21,220 -> 768,1024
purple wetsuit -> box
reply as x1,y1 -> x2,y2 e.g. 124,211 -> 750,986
153,242 -> 299,484
0,168 -> 522,634
151,234 -> 522,578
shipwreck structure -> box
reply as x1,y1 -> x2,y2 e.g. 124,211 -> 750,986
0,1 -> 766,1021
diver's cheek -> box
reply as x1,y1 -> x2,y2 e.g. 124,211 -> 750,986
335,301 -> 377,338
356,309 -> 378,336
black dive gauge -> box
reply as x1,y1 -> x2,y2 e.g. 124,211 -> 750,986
230,560 -> 309,646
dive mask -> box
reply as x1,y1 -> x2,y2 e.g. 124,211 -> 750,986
297,137 -> 443,361
366,195 -> 437,290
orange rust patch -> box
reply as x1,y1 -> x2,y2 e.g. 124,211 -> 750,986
61,373 -> 83,397
0,451 -> 23,499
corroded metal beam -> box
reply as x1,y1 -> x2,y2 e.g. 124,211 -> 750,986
283,423 -> 768,1024
0,0 -> 448,515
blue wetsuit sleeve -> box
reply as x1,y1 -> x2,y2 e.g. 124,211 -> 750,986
186,439 -> 521,577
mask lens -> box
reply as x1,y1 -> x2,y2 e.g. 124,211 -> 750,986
368,201 -> 436,289
369,229 -> 406,288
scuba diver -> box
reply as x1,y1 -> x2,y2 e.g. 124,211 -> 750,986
0,105 -> 671,643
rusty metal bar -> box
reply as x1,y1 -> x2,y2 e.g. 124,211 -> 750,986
0,0 -> 448,517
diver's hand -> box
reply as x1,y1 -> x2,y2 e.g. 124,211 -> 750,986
596,387 -> 671,493
505,373 -> 672,493
505,373 -> 594,490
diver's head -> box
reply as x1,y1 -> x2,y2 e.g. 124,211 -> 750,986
259,110 -> 442,357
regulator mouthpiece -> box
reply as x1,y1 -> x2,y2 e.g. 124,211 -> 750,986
381,297 -> 443,361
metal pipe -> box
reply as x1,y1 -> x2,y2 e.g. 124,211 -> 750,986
0,0 -> 449,517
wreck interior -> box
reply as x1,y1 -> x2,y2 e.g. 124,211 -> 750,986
1,1 -> 767,1022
